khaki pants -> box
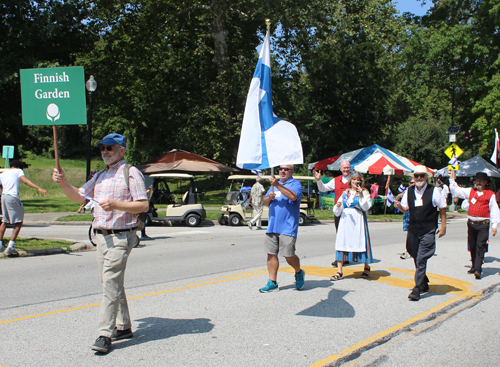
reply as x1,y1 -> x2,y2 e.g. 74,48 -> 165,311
250,205 -> 264,227
95,230 -> 136,337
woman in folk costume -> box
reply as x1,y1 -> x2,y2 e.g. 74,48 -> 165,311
330,171 -> 373,281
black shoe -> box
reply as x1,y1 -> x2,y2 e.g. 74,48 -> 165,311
474,272 -> 481,279
421,283 -> 429,293
408,289 -> 420,301
91,336 -> 112,353
111,328 -> 133,341
141,235 -> 151,239
467,268 -> 476,274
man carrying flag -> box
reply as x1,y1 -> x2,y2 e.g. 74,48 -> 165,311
259,165 -> 305,292
235,20 -> 304,292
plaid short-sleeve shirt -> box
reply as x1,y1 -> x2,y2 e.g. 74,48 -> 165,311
81,160 -> 148,230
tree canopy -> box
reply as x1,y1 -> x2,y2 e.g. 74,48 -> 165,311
1,0 -> 499,169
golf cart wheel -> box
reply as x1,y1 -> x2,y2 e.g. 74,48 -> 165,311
218,214 -> 228,226
229,213 -> 242,226
298,213 -> 306,226
186,213 -> 201,227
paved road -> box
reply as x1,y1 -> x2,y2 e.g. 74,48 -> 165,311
1,217 -> 499,366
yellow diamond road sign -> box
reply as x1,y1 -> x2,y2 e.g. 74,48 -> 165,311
444,143 -> 463,159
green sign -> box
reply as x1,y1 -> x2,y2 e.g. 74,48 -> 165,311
20,66 -> 87,126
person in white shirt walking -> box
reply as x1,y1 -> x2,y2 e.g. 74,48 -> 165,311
248,176 -> 266,230
449,170 -> 500,279
0,160 -> 47,255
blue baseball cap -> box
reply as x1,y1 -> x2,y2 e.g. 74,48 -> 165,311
96,133 -> 126,148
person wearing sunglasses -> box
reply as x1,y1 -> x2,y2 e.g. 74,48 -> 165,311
330,171 -> 373,281
259,165 -> 305,292
394,166 -> 447,301
313,160 -> 352,267
52,133 -> 148,353
448,170 -> 500,279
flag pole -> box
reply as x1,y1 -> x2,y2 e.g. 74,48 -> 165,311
265,19 -> 276,193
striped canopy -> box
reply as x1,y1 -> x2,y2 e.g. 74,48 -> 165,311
324,144 -> 434,176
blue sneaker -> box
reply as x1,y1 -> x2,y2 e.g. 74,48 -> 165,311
295,269 -> 305,290
248,221 -> 253,230
259,279 -> 279,293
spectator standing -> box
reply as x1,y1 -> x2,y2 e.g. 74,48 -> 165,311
259,165 -> 305,292
248,176 -> 266,230
396,179 -> 415,259
0,160 -> 48,255
52,133 -> 148,353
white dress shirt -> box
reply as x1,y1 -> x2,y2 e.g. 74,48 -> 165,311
316,175 -> 350,192
400,183 -> 447,211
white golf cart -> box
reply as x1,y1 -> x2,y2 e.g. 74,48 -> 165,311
218,175 -> 316,226
146,173 -> 206,227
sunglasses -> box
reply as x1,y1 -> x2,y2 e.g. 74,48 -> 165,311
279,167 -> 292,172
409,182 -> 415,185
99,146 -> 114,151
414,174 -> 427,178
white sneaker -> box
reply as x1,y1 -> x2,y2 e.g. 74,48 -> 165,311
5,247 -> 17,256
400,252 -> 411,259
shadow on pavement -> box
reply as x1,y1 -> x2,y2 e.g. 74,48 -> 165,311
297,288 -> 355,318
112,317 -> 214,350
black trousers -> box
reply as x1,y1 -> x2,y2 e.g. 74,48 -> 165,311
467,221 -> 489,274
406,229 -> 435,292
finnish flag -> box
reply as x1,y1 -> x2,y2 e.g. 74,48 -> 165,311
236,29 -> 303,170
386,188 -> 395,207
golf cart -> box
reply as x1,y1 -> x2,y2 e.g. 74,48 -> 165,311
146,173 -> 206,227
218,175 -> 316,226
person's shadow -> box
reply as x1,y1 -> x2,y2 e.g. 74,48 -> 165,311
108,317 -> 214,352
297,288 -> 355,318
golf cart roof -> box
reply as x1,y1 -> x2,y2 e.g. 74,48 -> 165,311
150,173 -> 195,179
228,175 -> 315,181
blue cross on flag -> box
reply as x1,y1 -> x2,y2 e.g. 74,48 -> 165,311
236,29 -> 303,170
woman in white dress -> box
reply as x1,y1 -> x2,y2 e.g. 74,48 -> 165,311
330,171 -> 373,281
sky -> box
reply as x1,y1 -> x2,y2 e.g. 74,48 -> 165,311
393,0 -> 434,16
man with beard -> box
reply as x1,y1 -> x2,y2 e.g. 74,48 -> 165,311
449,170 -> 499,279
53,133 -> 148,353
394,166 -> 447,301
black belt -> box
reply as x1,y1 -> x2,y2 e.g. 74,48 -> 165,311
468,219 -> 490,224
94,228 -> 137,235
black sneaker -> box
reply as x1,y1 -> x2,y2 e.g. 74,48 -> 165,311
408,289 -> 420,301
91,336 -> 112,353
111,328 -> 133,341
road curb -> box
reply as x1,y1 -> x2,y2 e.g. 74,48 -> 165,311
0,242 -> 91,258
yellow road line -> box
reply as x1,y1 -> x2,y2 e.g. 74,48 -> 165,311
0,270 -> 267,325
309,295 -> 463,367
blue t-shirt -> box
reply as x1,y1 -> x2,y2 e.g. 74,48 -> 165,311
265,177 -> 303,237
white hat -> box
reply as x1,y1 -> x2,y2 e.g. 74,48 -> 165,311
256,176 -> 262,181
412,165 -> 429,178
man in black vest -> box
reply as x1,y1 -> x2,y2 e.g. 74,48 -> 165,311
394,165 -> 447,301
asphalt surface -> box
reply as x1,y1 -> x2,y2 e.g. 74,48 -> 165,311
1,212 -> 499,367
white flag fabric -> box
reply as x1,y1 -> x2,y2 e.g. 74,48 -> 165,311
386,188 -> 395,207
236,30 -> 303,170
398,184 -> 406,193
490,128 -> 500,168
